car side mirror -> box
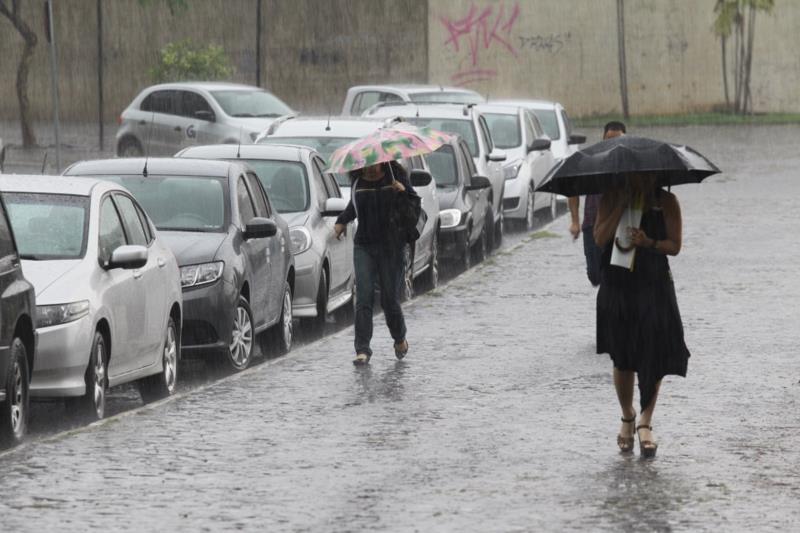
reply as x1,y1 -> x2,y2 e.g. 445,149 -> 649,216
465,175 -> 492,191
528,138 -> 551,152
409,169 -> 433,188
321,197 -> 348,217
106,245 -> 148,270
487,149 -> 507,162
568,134 -> 586,145
244,217 -> 277,239
195,110 -> 215,122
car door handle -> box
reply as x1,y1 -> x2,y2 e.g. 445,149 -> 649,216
157,258 -> 166,268
174,126 -> 182,132
133,269 -> 143,279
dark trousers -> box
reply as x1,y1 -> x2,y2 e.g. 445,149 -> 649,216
353,243 -> 407,356
582,227 -> 603,287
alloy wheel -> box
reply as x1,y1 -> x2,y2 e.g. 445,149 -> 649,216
163,323 -> 178,394
93,340 -> 106,420
403,244 -> 414,301
526,188 -> 536,230
9,359 -> 24,437
229,304 -> 253,369
429,232 -> 439,289
550,193 -> 558,220
281,286 -> 294,352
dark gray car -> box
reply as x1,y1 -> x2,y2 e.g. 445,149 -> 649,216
64,158 -> 294,371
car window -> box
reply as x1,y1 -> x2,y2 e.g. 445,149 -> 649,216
0,205 -> 15,258
484,113 -> 521,149
210,90 -> 292,118
478,116 -> 494,153
425,145 -> 458,187
133,201 -> 154,243
99,197 -> 128,264
526,111 -> 545,138
460,141 -> 478,176
407,118 -> 478,156
4,193 -> 90,260
531,109 -> 560,140
560,110 -> 573,137
245,171 -> 271,217
180,91 -> 214,119
237,177 -> 257,224
113,194 -> 148,246
409,92 -> 483,104
353,91 -> 381,115
140,90 -> 177,115
311,159 -> 330,206
524,112 -> 536,145
240,160 -> 309,213
323,172 -> 341,198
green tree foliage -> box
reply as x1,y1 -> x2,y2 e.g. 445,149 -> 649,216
713,0 -> 775,114
150,40 -> 234,83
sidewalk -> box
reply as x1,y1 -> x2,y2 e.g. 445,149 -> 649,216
0,126 -> 798,531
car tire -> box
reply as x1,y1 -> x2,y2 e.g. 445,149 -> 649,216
226,295 -> 254,371
118,137 -> 143,157
473,220 -> 488,263
419,229 -> 439,292
0,338 -> 29,447
66,331 -> 107,421
494,211 -> 504,248
302,269 -> 328,338
401,243 -> 415,302
274,282 -> 294,355
138,317 -> 179,403
525,187 -> 536,231
460,225 -> 473,272
550,193 -> 558,220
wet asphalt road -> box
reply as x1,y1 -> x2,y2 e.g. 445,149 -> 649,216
0,125 -> 799,531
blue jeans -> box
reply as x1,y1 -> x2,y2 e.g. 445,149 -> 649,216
353,243 -> 407,356
582,227 -> 603,287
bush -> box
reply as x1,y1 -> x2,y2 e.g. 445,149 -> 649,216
150,40 -> 234,83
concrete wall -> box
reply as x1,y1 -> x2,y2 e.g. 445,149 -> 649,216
428,0 -> 799,116
0,0 -> 797,125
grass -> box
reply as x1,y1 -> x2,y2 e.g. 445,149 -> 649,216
525,230 -> 560,242
574,111 -> 800,128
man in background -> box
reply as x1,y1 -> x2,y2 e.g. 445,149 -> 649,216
568,121 -> 626,286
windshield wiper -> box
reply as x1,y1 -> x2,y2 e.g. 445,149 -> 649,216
231,113 -> 255,117
255,113 -> 281,118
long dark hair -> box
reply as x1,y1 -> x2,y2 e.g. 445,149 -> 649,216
348,160 -> 408,183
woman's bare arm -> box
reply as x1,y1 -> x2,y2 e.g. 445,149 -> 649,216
593,192 -> 626,247
629,191 -> 682,256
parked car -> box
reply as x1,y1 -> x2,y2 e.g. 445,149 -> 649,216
365,103 -> 507,249
341,84 -> 484,116
64,158 -> 294,371
0,175 -> 181,421
424,135 -> 493,271
477,104 -> 557,227
258,116 -> 441,296
0,192 -> 35,445
116,82 -> 294,157
176,144 -> 352,333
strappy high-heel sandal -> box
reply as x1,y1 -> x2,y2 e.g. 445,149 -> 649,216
617,415 -> 636,453
352,353 -> 371,366
636,424 -> 658,458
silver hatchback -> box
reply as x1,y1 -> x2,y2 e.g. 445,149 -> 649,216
116,82 -> 294,157
0,175 -> 183,421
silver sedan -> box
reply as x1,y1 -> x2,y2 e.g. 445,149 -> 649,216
176,144 -> 352,333
0,175 -> 183,421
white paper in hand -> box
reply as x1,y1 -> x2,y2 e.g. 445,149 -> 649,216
610,205 -> 643,270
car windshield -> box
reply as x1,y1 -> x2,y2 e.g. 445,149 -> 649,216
406,118 -> 479,156
530,109 -> 560,140
410,92 -> 483,104
3,193 -> 89,260
101,175 -> 227,232
240,160 -> 310,213
210,90 -> 293,118
425,145 -> 459,187
260,136 -> 355,186
484,113 -> 522,149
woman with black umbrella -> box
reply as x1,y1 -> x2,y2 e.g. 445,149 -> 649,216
594,173 -> 690,458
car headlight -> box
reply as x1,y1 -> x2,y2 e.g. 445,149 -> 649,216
289,226 -> 312,255
36,300 -> 90,328
180,261 -> 224,288
439,209 -> 463,229
503,160 -> 524,180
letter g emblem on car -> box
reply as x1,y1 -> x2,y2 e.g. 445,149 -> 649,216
186,125 -> 196,139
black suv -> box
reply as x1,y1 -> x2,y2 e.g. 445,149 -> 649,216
0,195 -> 36,446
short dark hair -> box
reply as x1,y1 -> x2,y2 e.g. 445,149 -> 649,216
604,121 -> 626,135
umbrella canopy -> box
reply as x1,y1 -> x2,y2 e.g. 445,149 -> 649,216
536,135 -> 721,197
326,123 -> 452,174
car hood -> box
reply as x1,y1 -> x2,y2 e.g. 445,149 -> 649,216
281,212 -> 309,228
224,116 -> 277,135
21,259 -> 83,299
436,187 -> 460,210
159,231 -> 227,266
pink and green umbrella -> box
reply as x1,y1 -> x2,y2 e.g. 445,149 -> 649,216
326,123 -> 453,174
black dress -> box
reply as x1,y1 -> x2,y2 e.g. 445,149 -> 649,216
596,194 -> 690,411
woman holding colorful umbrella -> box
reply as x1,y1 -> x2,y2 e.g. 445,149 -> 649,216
538,135 -> 720,457
330,124 -> 452,366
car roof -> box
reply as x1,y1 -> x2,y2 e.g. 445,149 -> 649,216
177,143 -> 312,163
490,99 -> 561,110
64,157 -> 242,178
141,82 -> 265,93
266,116 -> 387,138
349,84 -> 481,96
475,103 -> 521,116
366,103 -> 475,120
0,174 -> 117,196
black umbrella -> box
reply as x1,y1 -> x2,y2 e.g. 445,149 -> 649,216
536,135 -> 721,197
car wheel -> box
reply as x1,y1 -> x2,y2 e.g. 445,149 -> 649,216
473,220 -> 488,263
494,211 -> 504,248
66,331 -> 107,421
227,296 -> 254,371
302,269 -> 328,338
274,282 -> 294,355
0,338 -> 29,446
550,193 -> 558,220
525,188 -> 536,231
401,243 -> 414,302
138,317 -> 179,403
118,137 -> 143,157
460,226 -> 473,272
419,230 -> 439,292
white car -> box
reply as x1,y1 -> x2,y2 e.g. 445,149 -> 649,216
116,82 -> 294,157
341,84 -> 484,116
477,104 -> 557,227
258,116 -> 441,296
0,175 -> 183,421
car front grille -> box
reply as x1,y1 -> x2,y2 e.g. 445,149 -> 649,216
503,197 -> 520,210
